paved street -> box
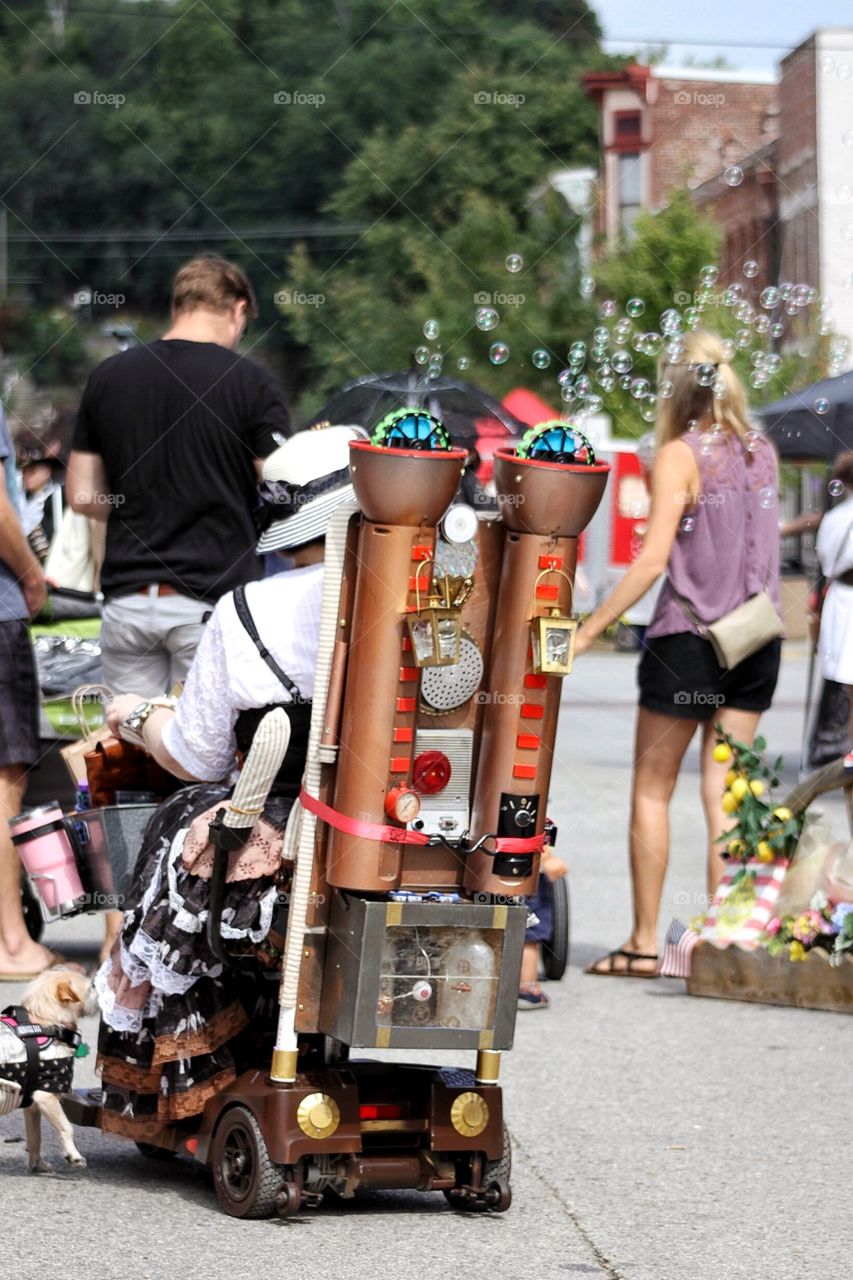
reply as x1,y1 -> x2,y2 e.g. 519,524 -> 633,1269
2,643 -> 846,1280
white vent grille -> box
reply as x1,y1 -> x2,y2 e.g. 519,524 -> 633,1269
411,728 -> 473,839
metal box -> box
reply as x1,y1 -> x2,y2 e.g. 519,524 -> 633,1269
318,894 -> 527,1050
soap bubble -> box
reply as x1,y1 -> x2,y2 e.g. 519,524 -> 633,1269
686,419 -> 699,433
732,301 -> 753,323
593,325 -> 609,344
475,307 -> 499,331
764,353 -> 782,373
557,368 -> 573,386
423,319 -> 439,340
489,342 -> 510,365
626,297 -> 645,318
660,308 -> 682,335
415,346 -> 429,364
456,355 -> 470,371
580,275 -> 596,297
640,394 -> 658,423
680,515 -> 696,533
642,332 -> 663,357
531,349 -> 551,369
619,375 -> 632,390
750,370 -> 770,389
815,398 -> 830,414
631,331 -> 647,353
724,165 -> 743,187
505,253 -> 523,273
754,315 -> 770,335
760,287 -> 780,309
743,260 -> 760,278
735,328 -> 752,349
724,284 -> 744,306
583,394 -> 604,414
658,378 -> 674,399
770,321 -> 784,338
575,374 -> 592,396
684,307 -> 701,330
794,283 -> 817,305
613,318 -> 632,344
743,430 -> 763,452
721,338 -> 738,362
611,349 -> 633,374
829,478 -> 845,497
699,265 -> 718,285
630,377 -> 651,399
695,363 -> 716,387
699,432 -> 717,456
779,282 -> 793,300
599,299 -> 617,317
568,341 -> 587,366
758,486 -> 776,510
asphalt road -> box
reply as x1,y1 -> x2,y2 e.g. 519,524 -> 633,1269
2,643 -> 847,1280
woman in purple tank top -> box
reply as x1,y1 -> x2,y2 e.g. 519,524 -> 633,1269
574,331 -> 782,977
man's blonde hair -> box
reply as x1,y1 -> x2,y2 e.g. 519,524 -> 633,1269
171,255 -> 258,318
655,330 -> 752,452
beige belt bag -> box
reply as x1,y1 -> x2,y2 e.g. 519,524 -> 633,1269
672,587 -> 783,671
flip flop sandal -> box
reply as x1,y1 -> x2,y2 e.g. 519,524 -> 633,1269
585,948 -> 659,978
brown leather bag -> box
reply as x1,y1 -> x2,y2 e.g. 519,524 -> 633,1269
84,736 -> 183,808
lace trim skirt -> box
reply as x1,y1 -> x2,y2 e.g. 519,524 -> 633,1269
96,783 -> 290,1130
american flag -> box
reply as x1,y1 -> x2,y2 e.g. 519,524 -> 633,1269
659,918 -> 699,979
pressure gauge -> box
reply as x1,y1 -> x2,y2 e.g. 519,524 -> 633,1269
441,504 -> 479,545
385,785 -> 421,824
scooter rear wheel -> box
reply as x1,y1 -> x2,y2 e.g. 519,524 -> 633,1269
211,1105 -> 285,1218
541,876 -> 570,981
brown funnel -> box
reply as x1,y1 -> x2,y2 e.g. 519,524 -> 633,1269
493,448 -> 610,537
349,441 -> 467,526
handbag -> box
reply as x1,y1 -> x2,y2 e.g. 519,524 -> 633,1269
84,735 -> 183,808
59,684 -> 114,787
670,585 -> 783,671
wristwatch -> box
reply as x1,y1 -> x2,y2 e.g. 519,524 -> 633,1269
119,697 -> 178,749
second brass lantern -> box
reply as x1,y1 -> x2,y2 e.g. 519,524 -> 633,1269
529,568 -> 578,677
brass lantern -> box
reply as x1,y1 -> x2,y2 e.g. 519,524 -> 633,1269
406,563 -> 473,668
530,568 -> 578,677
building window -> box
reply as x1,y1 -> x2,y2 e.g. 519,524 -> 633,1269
614,111 -> 642,147
617,153 -> 642,232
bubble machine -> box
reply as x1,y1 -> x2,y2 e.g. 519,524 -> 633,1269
61,415 -> 608,1218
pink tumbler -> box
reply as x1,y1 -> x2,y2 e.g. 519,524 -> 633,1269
10,803 -> 86,914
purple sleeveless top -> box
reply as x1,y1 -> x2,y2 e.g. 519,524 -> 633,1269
646,429 -> 781,640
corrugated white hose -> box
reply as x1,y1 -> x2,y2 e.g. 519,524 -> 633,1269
222,707 -> 291,829
273,502 -> 358,1078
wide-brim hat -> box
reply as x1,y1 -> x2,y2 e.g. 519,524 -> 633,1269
256,424 -> 367,553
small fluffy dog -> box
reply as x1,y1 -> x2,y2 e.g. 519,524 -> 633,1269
0,968 -> 96,1172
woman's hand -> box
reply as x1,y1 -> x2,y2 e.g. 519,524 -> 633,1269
106,694 -> 145,737
573,624 -> 594,657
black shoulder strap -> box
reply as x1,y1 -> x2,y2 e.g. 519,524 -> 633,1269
233,585 -> 303,700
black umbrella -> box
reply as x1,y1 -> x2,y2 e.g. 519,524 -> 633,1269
756,370 -> 853,460
302,370 -> 526,447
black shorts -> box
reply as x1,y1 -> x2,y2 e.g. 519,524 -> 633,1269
638,632 -> 782,722
0,618 -> 40,767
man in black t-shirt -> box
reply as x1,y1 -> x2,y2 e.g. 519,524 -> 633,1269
68,255 -> 290,696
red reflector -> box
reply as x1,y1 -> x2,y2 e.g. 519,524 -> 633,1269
524,674 -> 548,689
538,554 -> 563,570
359,1103 -> 404,1121
390,756 -> 410,773
412,545 -> 432,561
399,666 -> 419,682
513,764 -> 536,780
397,697 -> 416,713
412,749 -> 452,795
536,584 -> 560,601
185,1138 -> 198,1155
521,704 -> 544,720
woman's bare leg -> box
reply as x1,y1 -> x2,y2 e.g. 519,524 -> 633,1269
588,707 -> 697,973
700,708 -> 762,901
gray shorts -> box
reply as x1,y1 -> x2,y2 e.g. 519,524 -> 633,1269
100,589 -> 210,696
0,618 -> 40,768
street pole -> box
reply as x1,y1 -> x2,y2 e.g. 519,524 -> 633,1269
0,207 -> 7,302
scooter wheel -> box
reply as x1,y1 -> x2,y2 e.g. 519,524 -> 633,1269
211,1105 -> 285,1218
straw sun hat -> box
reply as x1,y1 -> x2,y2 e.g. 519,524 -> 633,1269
255,424 -> 367,553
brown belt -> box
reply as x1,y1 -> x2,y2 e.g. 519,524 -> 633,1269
834,570 -> 853,587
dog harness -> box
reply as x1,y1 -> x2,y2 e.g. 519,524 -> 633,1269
0,1006 -> 81,1107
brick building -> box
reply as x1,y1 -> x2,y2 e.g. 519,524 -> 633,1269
582,32 -> 853,366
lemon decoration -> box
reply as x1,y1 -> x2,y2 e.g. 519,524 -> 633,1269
712,743 -> 732,763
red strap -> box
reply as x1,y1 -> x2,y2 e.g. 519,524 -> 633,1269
298,788 -> 545,856
299,788 -> 430,845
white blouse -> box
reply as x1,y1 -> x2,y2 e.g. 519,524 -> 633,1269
817,495 -> 853,579
162,564 -> 324,781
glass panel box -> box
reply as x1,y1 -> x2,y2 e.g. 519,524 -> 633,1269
318,895 -> 528,1050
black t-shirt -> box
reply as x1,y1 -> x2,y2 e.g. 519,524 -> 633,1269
73,339 -> 289,602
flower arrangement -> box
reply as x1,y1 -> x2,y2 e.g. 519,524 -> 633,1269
712,730 -> 804,865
